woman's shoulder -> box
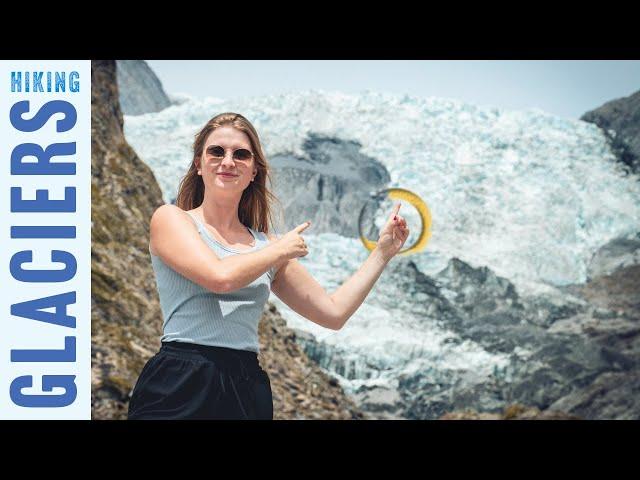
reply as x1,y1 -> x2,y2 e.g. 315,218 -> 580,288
149,205 -> 199,256
153,203 -> 188,214
151,204 -> 194,225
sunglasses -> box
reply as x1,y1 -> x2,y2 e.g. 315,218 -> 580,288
206,145 -> 254,162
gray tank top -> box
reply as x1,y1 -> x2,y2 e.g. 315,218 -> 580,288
149,211 -> 275,353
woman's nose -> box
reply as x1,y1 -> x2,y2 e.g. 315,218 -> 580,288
221,153 -> 235,167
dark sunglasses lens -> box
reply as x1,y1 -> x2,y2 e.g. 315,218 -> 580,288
234,149 -> 252,161
211,146 -> 225,157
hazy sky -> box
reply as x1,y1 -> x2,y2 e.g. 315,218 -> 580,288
146,60 -> 640,120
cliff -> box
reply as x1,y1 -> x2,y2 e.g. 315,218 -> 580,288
115,60 -> 172,116
268,133 -> 391,237
581,89 -> 640,176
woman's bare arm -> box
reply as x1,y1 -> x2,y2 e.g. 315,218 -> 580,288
271,238 -> 387,330
266,234 -> 390,330
150,204 -> 286,293
265,204 -> 406,330
327,248 -> 390,329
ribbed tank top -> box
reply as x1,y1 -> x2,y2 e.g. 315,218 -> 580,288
149,211 -> 275,353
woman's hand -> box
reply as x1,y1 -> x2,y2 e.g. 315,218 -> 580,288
273,221 -> 311,261
375,203 -> 409,261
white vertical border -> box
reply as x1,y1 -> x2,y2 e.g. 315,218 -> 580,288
0,60 -> 91,419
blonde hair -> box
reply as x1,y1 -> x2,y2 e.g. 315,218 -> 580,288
175,112 -> 283,234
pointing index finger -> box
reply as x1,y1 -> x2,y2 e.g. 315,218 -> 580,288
297,221 -> 311,233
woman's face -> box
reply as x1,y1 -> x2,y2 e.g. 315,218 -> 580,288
198,126 -> 257,194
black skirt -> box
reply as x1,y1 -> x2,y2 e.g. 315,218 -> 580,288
127,341 -> 273,420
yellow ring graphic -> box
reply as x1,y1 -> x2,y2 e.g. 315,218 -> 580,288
358,187 -> 432,256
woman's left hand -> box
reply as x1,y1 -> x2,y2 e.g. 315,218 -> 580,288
375,203 -> 409,261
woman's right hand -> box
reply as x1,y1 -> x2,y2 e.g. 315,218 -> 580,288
273,221 -> 312,260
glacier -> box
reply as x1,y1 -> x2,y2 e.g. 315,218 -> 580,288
124,89 -> 640,402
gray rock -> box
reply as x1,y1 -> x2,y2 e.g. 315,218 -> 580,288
586,233 -> 640,280
116,60 -> 172,116
581,89 -> 640,176
435,257 -> 525,321
351,385 -> 407,419
388,256 -> 638,419
269,133 -> 391,237
548,369 -> 640,420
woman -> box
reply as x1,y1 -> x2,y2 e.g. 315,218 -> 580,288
127,112 -> 409,420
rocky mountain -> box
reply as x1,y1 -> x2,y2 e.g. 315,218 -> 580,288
439,403 -> 581,420
325,241 -> 639,419
553,235 -> 640,419
581,89 -> 640,176
91,59 -> 166,419
90,60 -> 365,420
429,91 -> 640,420
115,60 -> 172,116
267,134 -> 391,236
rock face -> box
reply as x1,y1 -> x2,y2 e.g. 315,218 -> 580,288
581,89 -> 640,175
297,237 -> 638,420
91,60 -> 166,419
91,60 -> 366,420
268,134 -> 391,236
115,60 -> 171,116
552,234 -> 640,420
440,403 -> 582,420
585,233 -> 640,282
388,229 -> 640,420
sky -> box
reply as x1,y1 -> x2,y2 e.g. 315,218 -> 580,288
146,60 -> 640,120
